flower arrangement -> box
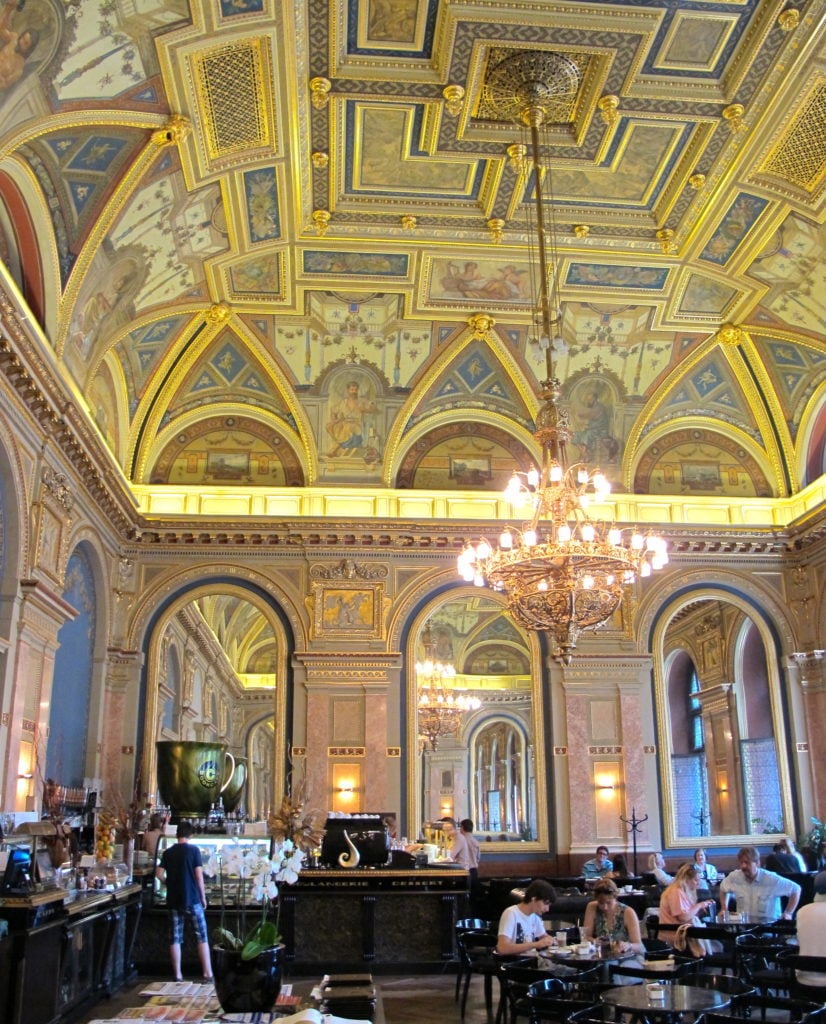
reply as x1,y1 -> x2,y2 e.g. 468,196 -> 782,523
206,840 -> 305,960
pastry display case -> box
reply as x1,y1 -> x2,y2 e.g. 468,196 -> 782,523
151,832 -> 272,906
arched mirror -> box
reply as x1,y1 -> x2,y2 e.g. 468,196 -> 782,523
141,588 -> 287,819
655,595 -> 794,847
406,592 -> 549,850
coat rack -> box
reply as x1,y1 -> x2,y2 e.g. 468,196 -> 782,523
620,807 -> 649,876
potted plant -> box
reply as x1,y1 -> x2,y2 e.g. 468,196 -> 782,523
207,783 -> 324,1014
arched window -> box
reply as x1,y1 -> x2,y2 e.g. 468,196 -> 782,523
162,646 -> 181,733
689,670 -> 703,753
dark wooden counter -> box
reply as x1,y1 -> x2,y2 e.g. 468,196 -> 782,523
136,866 -> 469,976
0,884 -> 142,1024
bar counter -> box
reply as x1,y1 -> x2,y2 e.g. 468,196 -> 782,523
135,865 -> 469,975
0,883 -> 142,1024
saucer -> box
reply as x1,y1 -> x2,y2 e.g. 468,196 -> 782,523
554,948 -> 573,957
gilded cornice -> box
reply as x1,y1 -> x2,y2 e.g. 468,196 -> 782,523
0,306 -> 136,536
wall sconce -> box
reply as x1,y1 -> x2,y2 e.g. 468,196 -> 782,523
18,773 -> 33,780
338,781 -> 355,795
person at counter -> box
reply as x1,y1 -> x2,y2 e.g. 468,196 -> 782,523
496,878 -> 556,955
438,816 -> 473,868
155,820 -> 213,983
141,812 -> 167,861
582,845 -> 613,878
719,846 -> 801,922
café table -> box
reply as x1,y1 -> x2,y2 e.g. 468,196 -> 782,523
601,982 -> 729,1024
547,945 -> 638,983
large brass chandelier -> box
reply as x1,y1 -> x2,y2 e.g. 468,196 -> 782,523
416,623 -> 481,750
457,52 -> 668,664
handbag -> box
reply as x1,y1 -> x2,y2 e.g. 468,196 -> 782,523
673,922 -> 712,958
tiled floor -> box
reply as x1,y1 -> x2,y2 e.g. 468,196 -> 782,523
76,970 -> 483,1023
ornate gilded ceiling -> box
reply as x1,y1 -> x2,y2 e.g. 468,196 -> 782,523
0,0 -> 825,505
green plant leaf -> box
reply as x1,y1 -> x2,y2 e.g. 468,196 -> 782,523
240,921 -> 280,961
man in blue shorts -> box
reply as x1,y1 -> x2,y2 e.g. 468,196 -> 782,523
156,819 -> 213,982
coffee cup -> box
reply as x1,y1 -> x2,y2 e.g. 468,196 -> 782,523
156,740 -> 235,817
647,984 -> 666,999
556,931 -> 567,947
577,943 -> 591,955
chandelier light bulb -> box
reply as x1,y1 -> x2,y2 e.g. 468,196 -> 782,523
582,575 -> 595,590
524,529 -> 537,547
500,530 -> 513,549
505,474 -> 522,501
550,465 -> 563,483
581,524 -> 595,542
528,468 -> 540,488
640,562 -> 652,577
473,572 -> 485,587
537,580 -> 548,591
577,468 -> 589,484
608,528 -> 621,545
558,524 -> 571,542
631,533 -> 644,550
476,540 -> 492,559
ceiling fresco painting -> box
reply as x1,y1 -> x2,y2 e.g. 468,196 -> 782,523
0,0 -> 823,499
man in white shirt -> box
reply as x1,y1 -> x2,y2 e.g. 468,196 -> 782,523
719,846 -> 800,923
795,875 -> 826,987
439,817 -> 473,868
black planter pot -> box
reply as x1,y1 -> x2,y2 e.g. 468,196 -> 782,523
212,943 -> 285,1013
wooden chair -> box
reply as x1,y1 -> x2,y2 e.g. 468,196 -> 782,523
781,954 -> 826,1003
676,971 -> 756,1010
735,932 -> 795,996
703,994 -> 823,1024
525,977 -> 601,1024
454,920 -> 494,1003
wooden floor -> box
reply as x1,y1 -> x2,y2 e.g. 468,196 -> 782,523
75,970 -> 481,1023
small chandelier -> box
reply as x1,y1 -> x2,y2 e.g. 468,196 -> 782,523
457,52 -> 668,664
416,623 -> 480,750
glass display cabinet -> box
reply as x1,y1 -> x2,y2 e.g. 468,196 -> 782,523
151,832 -> 273,906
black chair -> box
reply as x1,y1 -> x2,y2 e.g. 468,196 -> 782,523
781,954 -> 826,1003
676,971 -> 756,1009
642,938 -> 672,960
455,920 -> 494,1002
735,932 -> 795,996
609,957 -> 692,985
525,977 -> 601,1024
456,928 -> 503,1019
703,994 -> 823,1024
498,970 -> 566,1024
672,924 -> 738,974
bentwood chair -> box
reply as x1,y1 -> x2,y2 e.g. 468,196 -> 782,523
497,971 -> 567,1024
781,954 -> 826,1003
456,926 -> 502,1018
454,920 -> 494,1002
703,995 -> 825,1024
676,971 -> 756,1010
525,977 -> 600,1024
735,933 -> 796,997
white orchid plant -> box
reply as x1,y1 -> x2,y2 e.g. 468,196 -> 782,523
204,839 -> 305,960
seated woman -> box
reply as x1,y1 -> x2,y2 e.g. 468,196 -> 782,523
496,878 -> 556,956
581,878 -> 645,979
659,863 -> 716,927
608,853 -> 631,882
648,852 -> 674,887
693,848 -> 719,885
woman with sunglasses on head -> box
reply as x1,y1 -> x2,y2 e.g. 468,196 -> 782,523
581,878 -> 645,978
